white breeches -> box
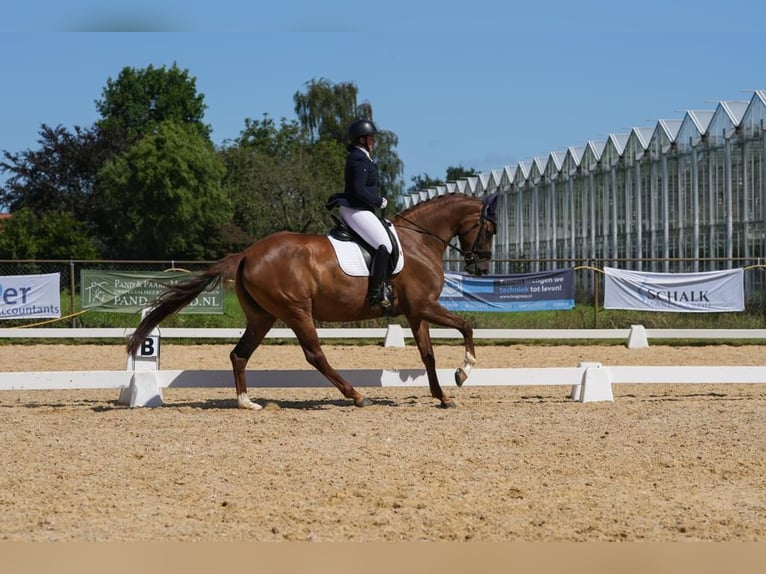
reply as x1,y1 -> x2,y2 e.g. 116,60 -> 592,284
338,206 -> 393,253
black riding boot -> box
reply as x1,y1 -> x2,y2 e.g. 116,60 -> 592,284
367,246 -> 392,308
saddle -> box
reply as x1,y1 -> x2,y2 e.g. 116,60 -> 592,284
328,215 -> 401,274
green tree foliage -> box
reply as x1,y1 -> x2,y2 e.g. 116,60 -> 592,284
94,63 -> 226,259
0,208 -> 98,259
0,67 -> 413,261
446,165 -> 478,181
375,129 -> 404,205
407,165 -> 479,192
221,115 -> 344,240
1,63 -> 219,260
294,78 -> 360,144
98,121 -> 230,259
0,124 -> 112,223
95,62 -> 211,143
408,173 -> 444,192
293,78 -> 403,202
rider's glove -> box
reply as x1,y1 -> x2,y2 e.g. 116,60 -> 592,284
380,197 -> 388,209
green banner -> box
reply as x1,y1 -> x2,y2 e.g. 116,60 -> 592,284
80,270 -> 224,314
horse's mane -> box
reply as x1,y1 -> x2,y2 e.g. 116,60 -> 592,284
396,192 -> 477,219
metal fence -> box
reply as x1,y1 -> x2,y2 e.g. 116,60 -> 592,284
2,257 -> 766,329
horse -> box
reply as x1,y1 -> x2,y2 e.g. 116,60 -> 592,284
126,192 -> 499,409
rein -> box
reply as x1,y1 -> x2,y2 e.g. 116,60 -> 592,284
393,209 -> 493,263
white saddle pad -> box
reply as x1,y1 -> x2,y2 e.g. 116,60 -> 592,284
328,228 -> 405,277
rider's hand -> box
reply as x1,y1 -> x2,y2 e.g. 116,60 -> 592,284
380,197 -> 388,209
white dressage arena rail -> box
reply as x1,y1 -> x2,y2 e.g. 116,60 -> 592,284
1,324 -> 765,407
1,364 -> 765,406
3,324 -> 766,346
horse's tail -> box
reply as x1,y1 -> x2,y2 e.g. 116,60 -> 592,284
126,252 -> 244,356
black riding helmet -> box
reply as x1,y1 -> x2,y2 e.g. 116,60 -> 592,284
348,119 -> 378,142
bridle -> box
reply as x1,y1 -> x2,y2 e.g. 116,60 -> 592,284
460,203 -> 497,275
394,196 -> 497,275
461,218 -> 495,275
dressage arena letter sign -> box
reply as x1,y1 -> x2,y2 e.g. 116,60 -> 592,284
138,335 -> 159,358
0,273 -> 61,320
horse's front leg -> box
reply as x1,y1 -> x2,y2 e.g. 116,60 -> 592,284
407,316 -> 455,408
454,348 -> 477,387
416,303 -> 477,387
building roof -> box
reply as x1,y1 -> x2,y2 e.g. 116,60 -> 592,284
406,89 -> 766,201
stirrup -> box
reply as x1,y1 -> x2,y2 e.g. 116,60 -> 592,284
368,294 -> 391,308
368,285 -> 392,308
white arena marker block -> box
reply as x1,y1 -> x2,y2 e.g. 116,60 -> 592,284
118,371 -> 163,407
578,364 -> 614,403
122,309 -> 162,407
627,324 -> 649,349
571,362 -> 604,401
384,324 -> 406,348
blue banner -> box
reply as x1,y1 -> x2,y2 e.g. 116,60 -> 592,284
439,269 -> 575,312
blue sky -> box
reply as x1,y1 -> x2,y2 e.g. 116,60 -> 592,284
2,1 -> 764,192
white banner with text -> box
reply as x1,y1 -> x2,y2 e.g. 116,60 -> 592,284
603,267 -> 744,313
0,273 -> 61,320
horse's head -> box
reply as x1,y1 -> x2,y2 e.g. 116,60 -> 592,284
395,192 -> 500,276
457,194 -> 498,276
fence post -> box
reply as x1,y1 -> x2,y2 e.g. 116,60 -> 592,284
762,264 -> 766,327
69,259 -> 77,328
592,260 -> 600,329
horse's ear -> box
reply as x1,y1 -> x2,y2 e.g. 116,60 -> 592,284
483,193 -> 499,224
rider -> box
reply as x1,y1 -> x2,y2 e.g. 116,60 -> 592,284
326,119 -> 393,309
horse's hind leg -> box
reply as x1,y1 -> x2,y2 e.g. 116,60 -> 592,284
231,316 -> 275,410
287,312 -> 372,407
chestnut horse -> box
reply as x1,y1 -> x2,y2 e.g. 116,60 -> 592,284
127,192 -> 499,409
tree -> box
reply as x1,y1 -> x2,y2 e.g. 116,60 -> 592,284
446,165 -> 478,181
98,121 -> 230,259
408,173 -> 444,192
293,78 -> 360,144
95,63 -> 211,143
1,62 -> 217,260
0,208 -> 98,259
221,115 -> 345,240
375,129 -> 404,205
293,78 -> 404,201
407,165 -> 479,193
1,124 -> 111,220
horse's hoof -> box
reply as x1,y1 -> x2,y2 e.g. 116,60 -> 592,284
455,368 -> 467,387
238,401 -> 263,411
440,400 -> 457,409
355,397 -> 373,407
237,394 -> 263,410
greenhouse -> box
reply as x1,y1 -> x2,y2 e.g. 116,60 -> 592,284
404,90 -> 766,298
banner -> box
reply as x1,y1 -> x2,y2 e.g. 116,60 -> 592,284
80,270 -> 224,314
439,269 -> 575,312
0,273 -> 61,320
603,266 -> 745,312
